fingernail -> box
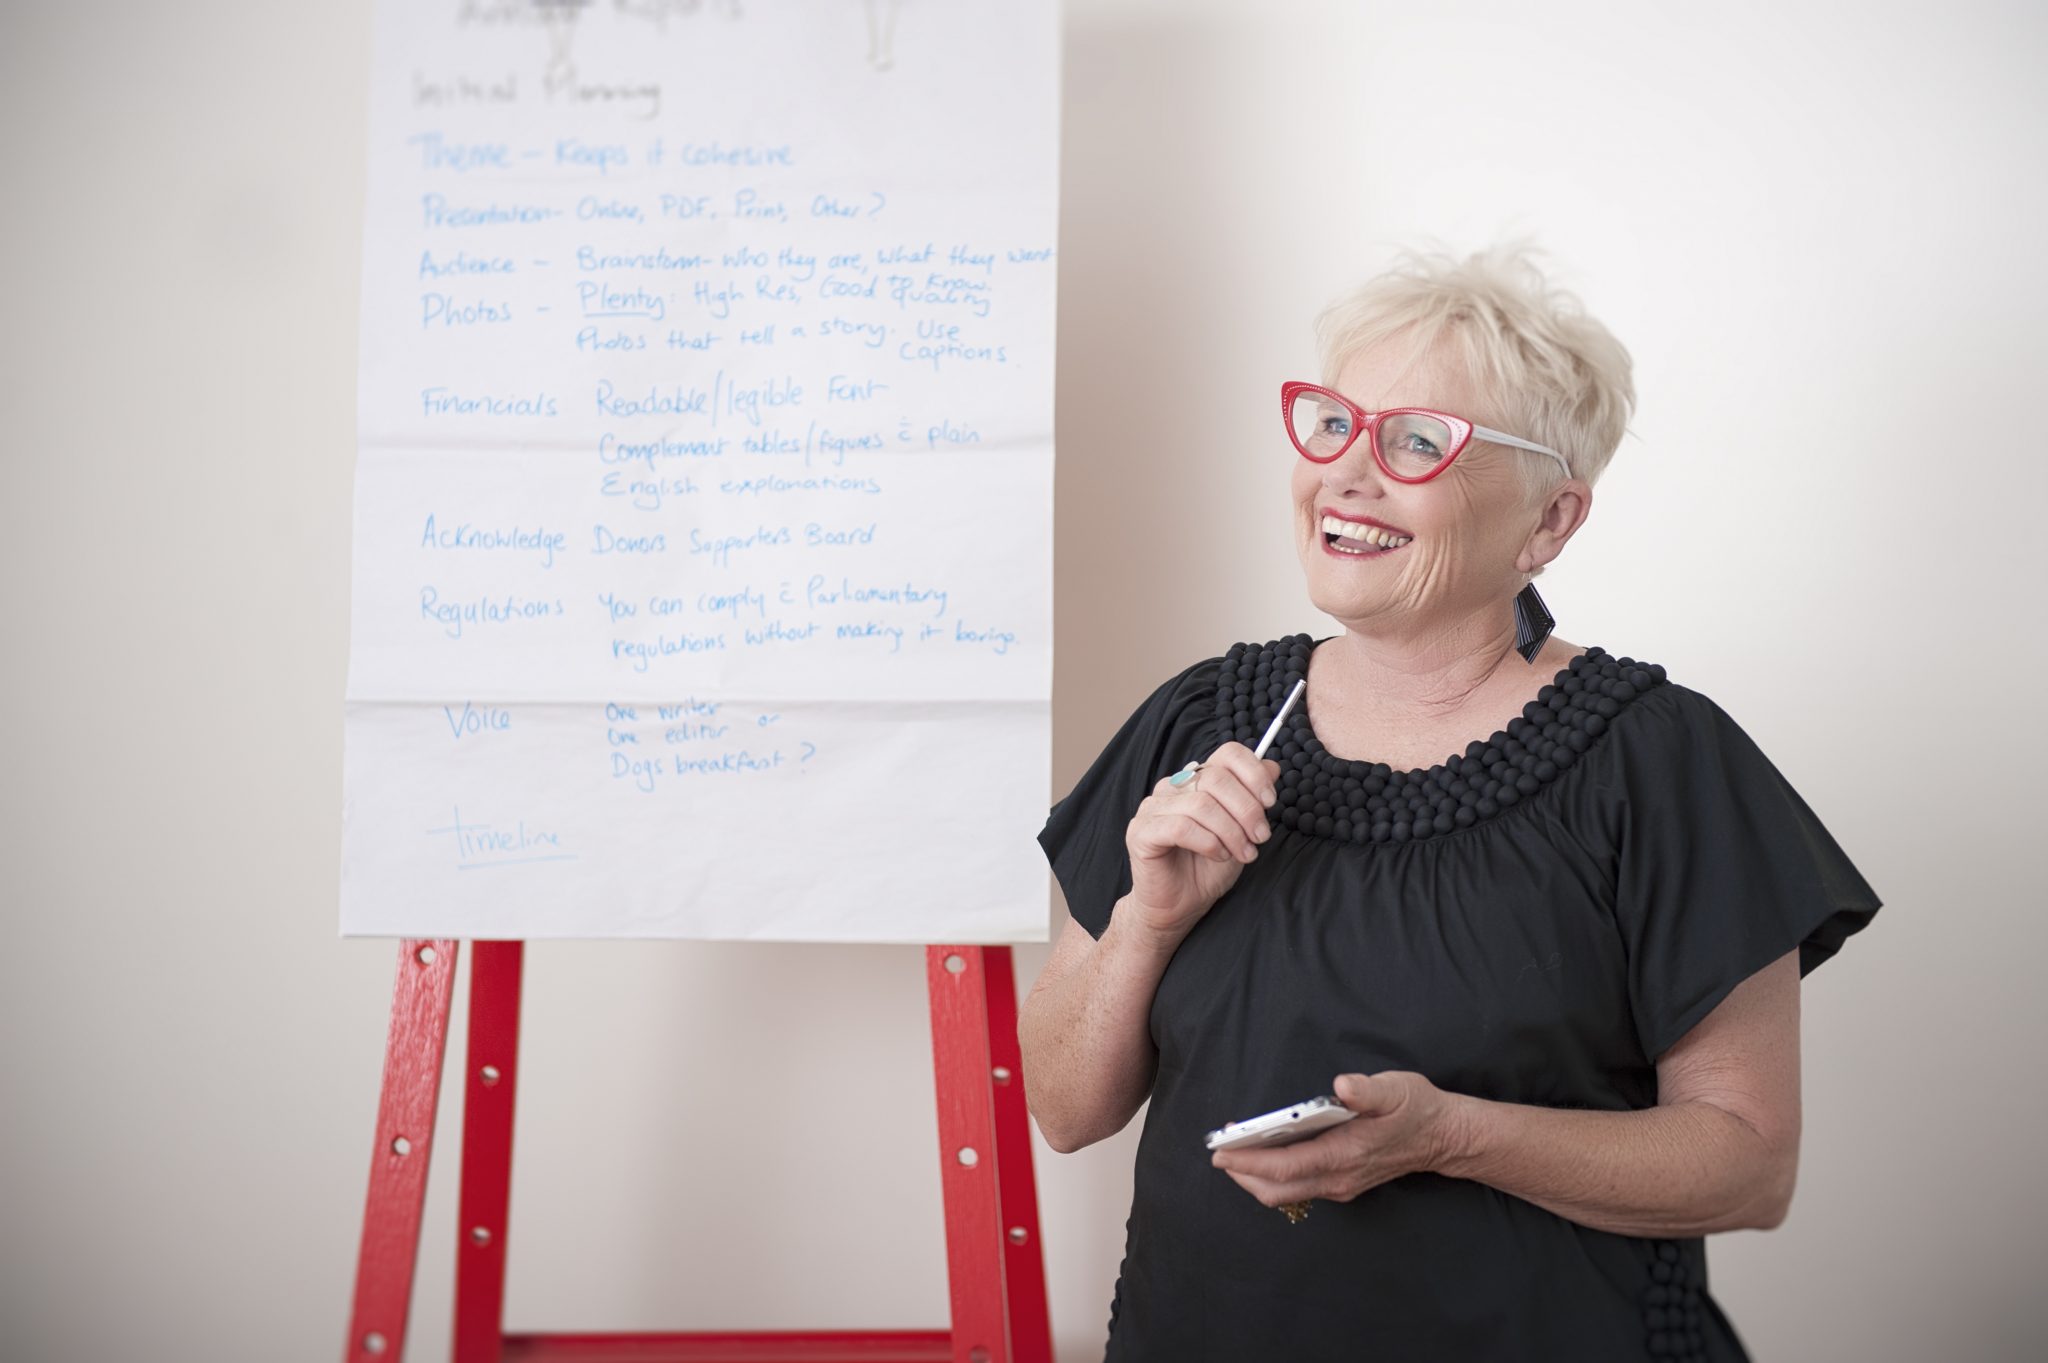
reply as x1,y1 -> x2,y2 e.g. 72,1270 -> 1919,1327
1255,823 -> 1270,842
1263,788 -> 1278,804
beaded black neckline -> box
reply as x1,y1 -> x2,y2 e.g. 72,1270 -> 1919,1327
1215,633 -> 1669,846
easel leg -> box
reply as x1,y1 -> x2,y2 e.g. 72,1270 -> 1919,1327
345,939 -> 460,1363
927,946 -> 1053,1363
980,948 -> 1052,1363
453,941 -> 524,1363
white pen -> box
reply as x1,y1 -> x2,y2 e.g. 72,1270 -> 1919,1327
1170,676 -> 1306,787
1253,678 -> 1306,761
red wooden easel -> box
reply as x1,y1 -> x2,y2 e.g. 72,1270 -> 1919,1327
344,939 -> 1052,1362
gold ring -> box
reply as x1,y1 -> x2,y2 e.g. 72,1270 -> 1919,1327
1279,1200 -> 1311,1224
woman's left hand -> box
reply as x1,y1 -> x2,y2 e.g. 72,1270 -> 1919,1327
1211,1071 -> 1460,1207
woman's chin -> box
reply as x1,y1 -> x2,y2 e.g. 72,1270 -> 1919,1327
1304,581 -> 1378,621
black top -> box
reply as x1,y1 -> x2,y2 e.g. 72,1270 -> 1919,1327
1036,634 -> 1882,1363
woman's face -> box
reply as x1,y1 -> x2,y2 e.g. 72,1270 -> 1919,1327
1290,337 -> 1567,640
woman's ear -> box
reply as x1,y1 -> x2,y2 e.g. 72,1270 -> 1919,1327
1520,479 -> 1592,573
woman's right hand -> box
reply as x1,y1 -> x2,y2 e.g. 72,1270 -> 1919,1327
1124,741 -> 1281,941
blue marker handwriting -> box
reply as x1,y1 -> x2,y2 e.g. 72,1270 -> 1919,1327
425,807 -> 573,869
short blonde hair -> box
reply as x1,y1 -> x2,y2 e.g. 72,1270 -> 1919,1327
1315,238 -> 1636,510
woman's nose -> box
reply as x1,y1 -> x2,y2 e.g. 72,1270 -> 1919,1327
1322,439 -> 1382,490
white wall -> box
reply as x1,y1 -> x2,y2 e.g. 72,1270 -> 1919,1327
2,2 -> 2042,1360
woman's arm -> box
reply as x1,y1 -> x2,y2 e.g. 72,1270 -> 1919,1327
1440,949 -> 1801,1234
1213,950 -> 1802,1236
1025,741 -> 1278,1154
1019,902 -> 1188,1153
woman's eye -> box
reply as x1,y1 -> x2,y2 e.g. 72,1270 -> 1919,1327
1394,433 -> 1442,459
1319,415 -> 1351,438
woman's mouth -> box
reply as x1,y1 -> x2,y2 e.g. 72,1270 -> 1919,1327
1319,513 -> 1411,559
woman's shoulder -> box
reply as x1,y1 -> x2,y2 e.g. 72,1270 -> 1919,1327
1559,645 -> 1684,732
1586,657 -> 1837,824
1541,647 -> 1749,781
1599,662 -> 1754,752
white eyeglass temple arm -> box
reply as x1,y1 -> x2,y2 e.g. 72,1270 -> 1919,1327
1473,424 -> 1572,478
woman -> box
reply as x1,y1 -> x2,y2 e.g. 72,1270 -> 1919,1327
1021,243 -> 1881,1362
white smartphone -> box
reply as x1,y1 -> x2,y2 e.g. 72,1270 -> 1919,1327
1204,1095 -> 1357,1152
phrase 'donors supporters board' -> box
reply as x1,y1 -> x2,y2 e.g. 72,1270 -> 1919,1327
343,1 -> 1057,940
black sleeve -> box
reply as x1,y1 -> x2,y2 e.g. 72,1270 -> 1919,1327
1603,684 -> 1883,1063
1036,654 -> 1224,939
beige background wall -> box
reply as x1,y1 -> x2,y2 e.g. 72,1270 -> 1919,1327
3,2 -> 2042,1360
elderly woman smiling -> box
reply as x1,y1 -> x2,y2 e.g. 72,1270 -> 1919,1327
1022,244 -> 1881,1362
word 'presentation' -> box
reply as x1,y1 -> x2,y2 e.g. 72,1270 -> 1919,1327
343,0 -> 1057,940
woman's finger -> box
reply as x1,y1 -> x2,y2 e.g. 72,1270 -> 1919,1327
1133,807 -> 1233,864
1173,798 -> 1259,863
1137,785 -> 1256,862
1151,769 -> 1194,798
1184,764 -> 1272,848
1214,1128 -> 1343,1184
1219,1165 -> 1324,1208
1206,742 -> 1282,805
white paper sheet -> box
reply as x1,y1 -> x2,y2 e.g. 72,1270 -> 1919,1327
343,0 -> 1058,940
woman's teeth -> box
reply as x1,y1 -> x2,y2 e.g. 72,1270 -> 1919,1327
1320,514 -> 1412,554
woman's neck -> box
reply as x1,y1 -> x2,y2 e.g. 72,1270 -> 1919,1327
1308,613 -> 1579,765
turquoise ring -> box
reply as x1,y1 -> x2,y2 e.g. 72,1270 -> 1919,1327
1168,760 -> 1203,788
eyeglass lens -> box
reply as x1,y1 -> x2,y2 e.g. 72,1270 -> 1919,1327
1287,391 -> 1454,478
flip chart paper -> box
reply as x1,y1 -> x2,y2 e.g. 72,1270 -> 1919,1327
343,0 -> 1057,940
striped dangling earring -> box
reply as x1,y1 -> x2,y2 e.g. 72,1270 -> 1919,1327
1512,582 -> 1554,663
